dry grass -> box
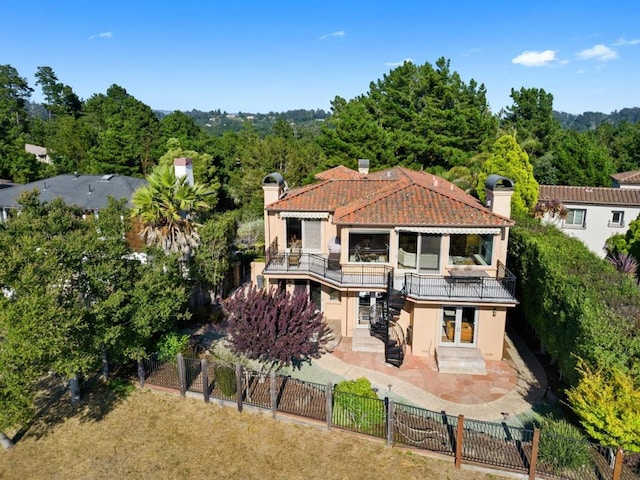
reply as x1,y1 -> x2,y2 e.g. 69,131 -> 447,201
0,384 -> 506,480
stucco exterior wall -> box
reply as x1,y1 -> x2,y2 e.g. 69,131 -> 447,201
475,309 -> 506,359
544,204 -> 640,258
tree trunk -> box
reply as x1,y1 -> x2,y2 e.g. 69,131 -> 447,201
102,345 -> 109,382
0,432 -> 14,449
69,374 -> 80,403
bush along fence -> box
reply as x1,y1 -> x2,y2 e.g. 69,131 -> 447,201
138,354 -> 640,480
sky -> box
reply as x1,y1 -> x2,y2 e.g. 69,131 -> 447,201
2,0 -> 640,115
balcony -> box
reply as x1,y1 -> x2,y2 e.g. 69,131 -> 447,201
263,252 -> 517,304
404,262 -> 517,303
263,252 -> 391,288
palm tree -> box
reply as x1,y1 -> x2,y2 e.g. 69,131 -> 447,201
131,165 -> 216,256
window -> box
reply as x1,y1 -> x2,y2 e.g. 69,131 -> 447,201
448,234 -> 493,266
398,232 -> 440,271
609,211 -> 625,227
286,218 -> 321,251
349,232 -> 390,263
564,209 -> 586,228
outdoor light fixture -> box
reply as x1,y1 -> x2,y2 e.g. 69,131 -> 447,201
492,308 -> 497,317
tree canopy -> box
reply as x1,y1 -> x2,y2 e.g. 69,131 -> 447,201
319,58 -> 498,170
0,193 -> 189,431
477,134 -> 539,217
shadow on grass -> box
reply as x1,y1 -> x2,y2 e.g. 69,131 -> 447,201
12,372 -> 134,444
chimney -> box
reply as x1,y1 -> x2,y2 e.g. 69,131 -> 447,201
484,174 -> 514,218
262,173 -> 285,207
174,157 -> 194,186
358,159 -> 370,175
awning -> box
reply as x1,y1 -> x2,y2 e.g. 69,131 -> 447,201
278,212 -> 330,219
395,227 -> 502,235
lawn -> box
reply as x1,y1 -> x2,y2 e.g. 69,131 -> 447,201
0,383 -> 506,480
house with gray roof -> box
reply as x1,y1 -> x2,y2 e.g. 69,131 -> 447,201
0,173 -> 146,221
539,171 -> 640,257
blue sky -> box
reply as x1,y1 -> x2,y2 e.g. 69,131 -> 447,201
2,0 -> 639,115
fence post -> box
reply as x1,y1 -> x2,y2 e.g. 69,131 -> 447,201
137,359 -> 145,388
270,371 -> 277,419
529,428 -> 540,480
177,353 -> 186,397
235,364 -> 243,412
386,398 -> 394,447
612,447 -> 624,480
201,358 -> 209,404
455,414 -> 464,469
326,382 -> 333,430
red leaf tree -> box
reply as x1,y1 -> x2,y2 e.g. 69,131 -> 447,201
224,285 -> 331,370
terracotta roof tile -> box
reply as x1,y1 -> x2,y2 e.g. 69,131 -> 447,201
268,166 -> 513,227
539,184 -> 640,206
611,170 -> 640,185
314,165 -> 363,180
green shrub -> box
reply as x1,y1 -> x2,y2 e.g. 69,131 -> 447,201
214,364 -> 237,396
155,332 -> 190,363
332,377 -> 385,435
538,415 -> 592,473
106,378 -> 135,396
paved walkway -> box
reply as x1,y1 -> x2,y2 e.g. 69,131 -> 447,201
307,329 -> 548,423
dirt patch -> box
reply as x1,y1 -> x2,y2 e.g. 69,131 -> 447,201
0,386 -> 507,480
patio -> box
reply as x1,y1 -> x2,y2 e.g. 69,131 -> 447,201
302,328 -> 548,423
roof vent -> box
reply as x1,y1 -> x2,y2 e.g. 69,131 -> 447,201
358,159 -> 370,174
99,174 -> 115,182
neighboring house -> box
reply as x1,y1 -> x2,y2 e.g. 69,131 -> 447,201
539,170 -> 640,258
0,173 -> 146,222
252,161 -> 518,374
25,143 -> 52,164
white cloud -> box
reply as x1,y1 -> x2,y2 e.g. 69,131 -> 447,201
320,31 -> 345,40
89,31 -> 113,40
611,37 -> 640,47
577,44 -> 618,61
463,47 -> 482,58
512,50 -> 559,67
384,58 -> 414,67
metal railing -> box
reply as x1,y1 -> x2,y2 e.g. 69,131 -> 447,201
263,251 -> 392,287
138,354 -> 637,480
264,251 -> 516,301
404,262 -> 516,302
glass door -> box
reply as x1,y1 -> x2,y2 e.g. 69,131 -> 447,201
440,306 -> 477,346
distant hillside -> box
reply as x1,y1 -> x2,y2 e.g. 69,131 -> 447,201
553,107 -> 640,131
158,108 -> 330,137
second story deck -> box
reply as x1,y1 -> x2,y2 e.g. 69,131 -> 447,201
262,252 -> 517,304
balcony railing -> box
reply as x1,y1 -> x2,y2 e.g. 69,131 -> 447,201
404,261 -> 516,302
263,252 -> 391,287
263,252 -> 517,303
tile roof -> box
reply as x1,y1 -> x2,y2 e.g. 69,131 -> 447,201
539,184 -> 640,206
611,170 -> 640,185
268,166 -> 513,227
0,174 -> 146,210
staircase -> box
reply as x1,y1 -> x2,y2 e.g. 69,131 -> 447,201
369,275 -> 407,367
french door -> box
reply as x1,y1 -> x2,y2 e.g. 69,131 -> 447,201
440,306 -> 477,346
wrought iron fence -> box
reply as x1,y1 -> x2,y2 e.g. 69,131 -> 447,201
331,391 -> 386,438
137,354 -> 638,480
275,376 -> 327,421
393,402 -> 455,455
462,418 -> 533,472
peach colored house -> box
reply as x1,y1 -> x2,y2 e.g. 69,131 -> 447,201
252,162 -> 518,374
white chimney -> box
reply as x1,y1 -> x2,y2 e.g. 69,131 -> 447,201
358,159 -> 370,175
174,157 -> 194,186
484,174 -> 514,219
